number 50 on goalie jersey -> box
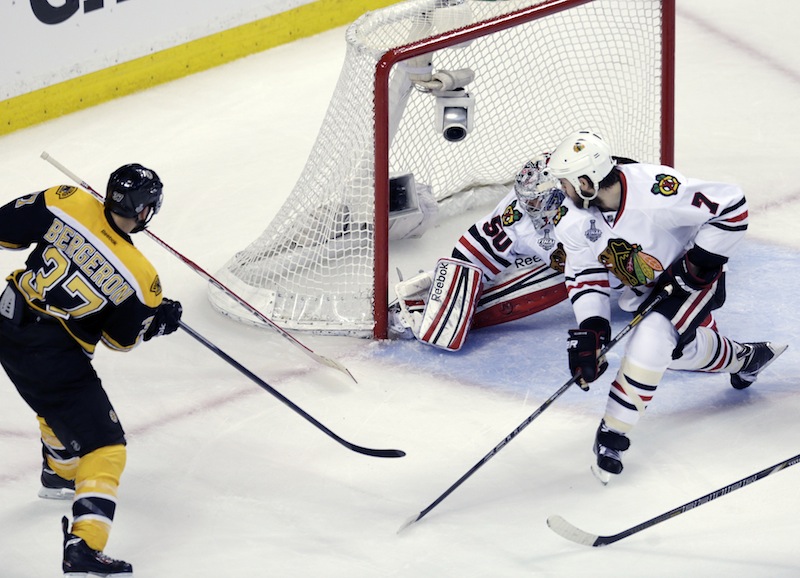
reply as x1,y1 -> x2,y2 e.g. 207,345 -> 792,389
451,189 -> 567,328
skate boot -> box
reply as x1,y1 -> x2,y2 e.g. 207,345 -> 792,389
591,420 -> 630,485
730,342 -> 788,390
39,449 -> 75,500
62,517 -> 133,577
387,301 -> 415,340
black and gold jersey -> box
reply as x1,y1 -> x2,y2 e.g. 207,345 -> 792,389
0,185 -> 163,355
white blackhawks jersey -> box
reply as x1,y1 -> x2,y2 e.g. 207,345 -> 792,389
451,189 -> 563,282
552,163 -> 749,324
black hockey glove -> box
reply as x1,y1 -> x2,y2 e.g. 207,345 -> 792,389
661,246 -> 724,294
144,298 -> 183,341
639,246 -> 726,316
567,316 -> 610,391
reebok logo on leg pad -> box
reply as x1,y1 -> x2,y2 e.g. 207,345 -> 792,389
418,258 -> 483,351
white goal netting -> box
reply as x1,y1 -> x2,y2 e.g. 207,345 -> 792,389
209,0 -> 673,337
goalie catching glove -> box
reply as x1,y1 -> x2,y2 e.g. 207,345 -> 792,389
393,258 -> 483,351
567,316 -> 610,390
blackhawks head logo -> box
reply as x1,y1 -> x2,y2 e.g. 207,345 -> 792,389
549,242 -> 566,273
598,238 -> 664,287
502,201 -> 523,226
651,174 -> 681,196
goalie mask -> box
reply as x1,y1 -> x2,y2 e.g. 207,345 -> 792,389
514,158 -> 565,230
548,130 -> 615,208
105,163 -> 164,233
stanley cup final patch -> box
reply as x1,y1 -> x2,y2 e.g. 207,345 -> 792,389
584,219 -> 602,242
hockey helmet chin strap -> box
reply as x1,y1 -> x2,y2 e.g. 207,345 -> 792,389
573,177 -> 599,209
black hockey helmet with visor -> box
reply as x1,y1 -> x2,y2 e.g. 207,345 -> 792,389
105,163 -> 163,233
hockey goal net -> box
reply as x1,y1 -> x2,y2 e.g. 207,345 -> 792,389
209,0 -> 675,338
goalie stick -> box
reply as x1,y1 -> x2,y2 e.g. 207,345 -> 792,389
178,321 -> 405,458
398,286 -> 673,532
40,152 -> 356,383
548,452 -> 800,547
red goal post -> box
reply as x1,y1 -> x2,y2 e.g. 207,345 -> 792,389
209,0 -> 675,339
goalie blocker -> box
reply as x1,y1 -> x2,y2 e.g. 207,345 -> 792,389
392,257 -> 566,351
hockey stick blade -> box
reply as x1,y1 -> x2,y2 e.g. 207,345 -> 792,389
548,452 -> 800,547
179,321 -> 404,458
547,515 -> 602,546
397,513 -> 423,534
40,151 -> 357,383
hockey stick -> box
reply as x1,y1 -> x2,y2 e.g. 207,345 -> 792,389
548,452 -> 800,546
40,152 -> 356,382
178,321 -> 405,458
398,286 -> 673,532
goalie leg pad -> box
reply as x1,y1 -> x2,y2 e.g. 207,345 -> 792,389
418,258 -> 483,351
473,263 -> 566,329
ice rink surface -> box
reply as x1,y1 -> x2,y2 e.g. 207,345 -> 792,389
1,1 -> 800,576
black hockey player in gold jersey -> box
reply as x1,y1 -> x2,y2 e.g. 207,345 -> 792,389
0,163 -> 182,577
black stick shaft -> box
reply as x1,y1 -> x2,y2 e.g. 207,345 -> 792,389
179,322 -> 404,458
594,452 -> 800,546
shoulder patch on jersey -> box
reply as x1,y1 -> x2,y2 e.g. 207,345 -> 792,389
55,185 -> 78,199
150,275 -> 163,297
501,200 -> 524,226
598,238 -> 664,287
552,205 -> 568,226
650,174 -> 681,196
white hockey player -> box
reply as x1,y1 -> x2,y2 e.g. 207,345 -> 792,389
390,157 -> 569,350
549,130 -> 788,483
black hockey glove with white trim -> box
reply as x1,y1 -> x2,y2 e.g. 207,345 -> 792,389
144,298 -> 183,341
661,246 -> 724,293
639,246 -> 726,316
567,316 -> 610,391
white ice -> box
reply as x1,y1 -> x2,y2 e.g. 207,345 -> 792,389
1,1 -> 800,576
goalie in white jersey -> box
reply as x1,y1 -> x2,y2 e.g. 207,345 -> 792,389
390,157 -> 569,351
549,130 -> 788,483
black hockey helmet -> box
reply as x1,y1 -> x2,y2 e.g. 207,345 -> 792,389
105,163 -> 163,233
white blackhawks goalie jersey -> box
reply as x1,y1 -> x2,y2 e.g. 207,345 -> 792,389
552,163 -> 749,324
451,188 -> 564,282
392,187 -> 567,343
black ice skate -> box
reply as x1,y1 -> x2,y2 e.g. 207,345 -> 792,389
62,517 -> 133,577
39,450 -> 75,500
386,301 -> 414,340
730,342 -> 788,390
592,420 -> 630,485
